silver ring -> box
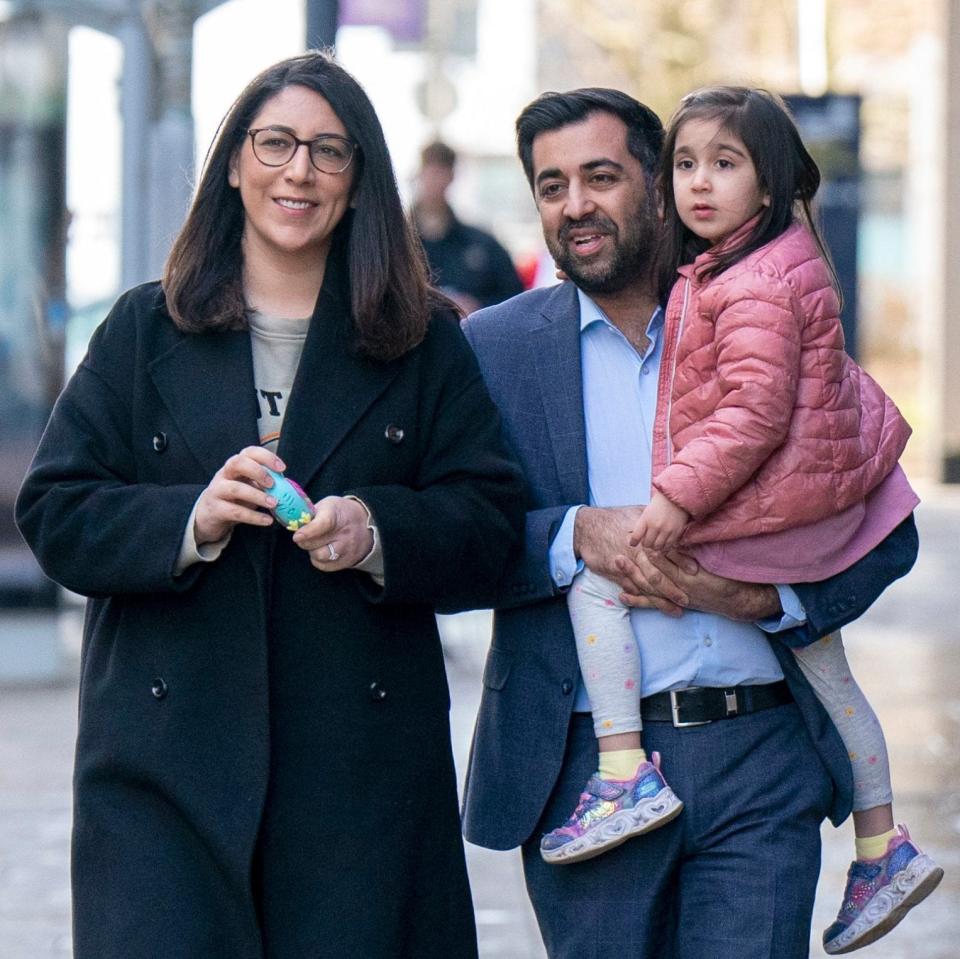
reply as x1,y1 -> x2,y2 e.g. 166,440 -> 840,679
326,543 -> 340,562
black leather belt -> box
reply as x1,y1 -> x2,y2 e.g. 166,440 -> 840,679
641,680 -> 792,727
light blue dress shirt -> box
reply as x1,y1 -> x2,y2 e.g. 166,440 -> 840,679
549,291 -> 803,710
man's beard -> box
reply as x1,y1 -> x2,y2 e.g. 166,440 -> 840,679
545,200 -> 658,296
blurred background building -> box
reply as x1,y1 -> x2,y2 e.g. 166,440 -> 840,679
2,0 -> 959,666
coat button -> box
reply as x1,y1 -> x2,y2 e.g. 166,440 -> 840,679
384,424 -> 404,444
152,432 -> 168,452
369,681 -> 387,702
561,679 -> 574,696
151,677 -> 168,700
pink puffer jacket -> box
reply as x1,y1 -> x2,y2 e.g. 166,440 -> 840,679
651,221 -> 911,545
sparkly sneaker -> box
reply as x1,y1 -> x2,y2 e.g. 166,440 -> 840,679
539,754 -> 683,865
823,825 -> 943,954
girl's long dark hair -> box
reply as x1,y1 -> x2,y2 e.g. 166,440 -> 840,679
163,51 -> 430,362
655,86 -> 840,304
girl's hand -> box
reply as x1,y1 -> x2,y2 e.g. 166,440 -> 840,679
292,496 -> 374,572
629,492 -> 690,552
194,447 -> 283,545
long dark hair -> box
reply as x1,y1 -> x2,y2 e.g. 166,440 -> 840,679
655,86 -> 839,304
163,51 -> 430,362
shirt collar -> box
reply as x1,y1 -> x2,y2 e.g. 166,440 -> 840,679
577,287 -> 664,337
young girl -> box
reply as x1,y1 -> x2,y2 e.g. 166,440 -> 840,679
542,86 -> 941,955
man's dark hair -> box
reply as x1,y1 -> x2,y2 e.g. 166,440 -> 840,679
421,140 -> 457,169
515,88 -> 664,189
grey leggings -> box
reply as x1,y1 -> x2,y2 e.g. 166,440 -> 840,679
567,566 -> 892,809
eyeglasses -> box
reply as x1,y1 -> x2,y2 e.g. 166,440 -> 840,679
245,127 -> 358,174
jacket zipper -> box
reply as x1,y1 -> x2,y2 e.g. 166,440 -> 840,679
663,277 -> 691,467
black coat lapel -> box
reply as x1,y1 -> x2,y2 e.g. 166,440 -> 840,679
276,251 -> 401,489
149,325 -> 269,576
149,328 -> 260,478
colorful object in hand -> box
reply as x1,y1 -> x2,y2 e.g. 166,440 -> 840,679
263,467 -> 315,531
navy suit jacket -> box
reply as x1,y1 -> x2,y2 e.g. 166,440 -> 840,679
460,282 -> 918,851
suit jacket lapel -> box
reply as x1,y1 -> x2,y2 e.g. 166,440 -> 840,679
276,255 -> 400,490
532,283 -> 589,505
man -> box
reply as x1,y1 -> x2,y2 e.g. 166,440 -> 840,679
461,88 -> 918,959
412,140 -> 524,313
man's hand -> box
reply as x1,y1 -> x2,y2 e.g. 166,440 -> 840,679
574,506 -> 784,622
620,549 -> 783,622
574,506 -> 695,615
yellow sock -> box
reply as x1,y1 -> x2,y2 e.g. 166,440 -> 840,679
598,748 -> 647,781
855,828 -> 897,860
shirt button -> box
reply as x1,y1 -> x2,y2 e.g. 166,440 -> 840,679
703,637 -> 713,647
369,681 -> 387,702
152,432 -> 168,452
556,571 -> 568,585
384,424 -> 405,444
642,366 -> 651,375
151,677 -> 168,699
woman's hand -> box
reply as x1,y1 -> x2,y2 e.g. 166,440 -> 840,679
292,496 -> 374,572
194,447 -> 284,545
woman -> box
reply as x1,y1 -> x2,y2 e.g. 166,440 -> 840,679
16,53 -> 524,959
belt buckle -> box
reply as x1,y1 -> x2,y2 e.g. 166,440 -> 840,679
724,689 -> 739,716
669,687 -> 711,728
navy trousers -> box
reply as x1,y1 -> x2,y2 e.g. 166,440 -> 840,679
522,704 -> 833,959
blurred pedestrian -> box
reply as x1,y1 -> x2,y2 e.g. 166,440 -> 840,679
412,140 -> 523,314
15,51 -> 523,959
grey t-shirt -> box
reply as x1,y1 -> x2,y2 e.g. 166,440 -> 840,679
248,310 -> 310,453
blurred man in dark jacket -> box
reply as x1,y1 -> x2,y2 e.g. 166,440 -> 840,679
413,141 -> 524,314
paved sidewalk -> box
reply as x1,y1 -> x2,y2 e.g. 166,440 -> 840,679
0,666 -> 75,956
2,487 -> 958,957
